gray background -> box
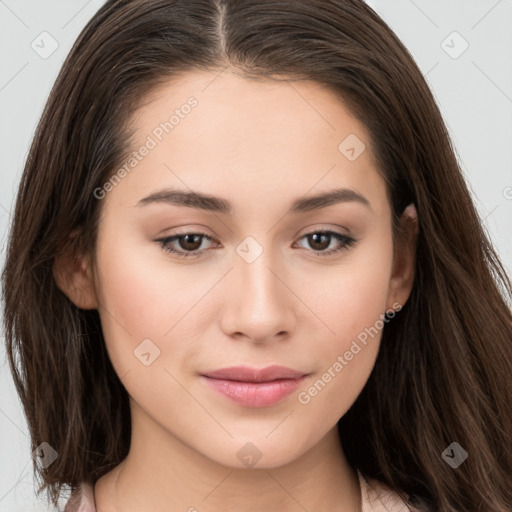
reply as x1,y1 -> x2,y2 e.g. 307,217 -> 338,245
1,0 -> 511,510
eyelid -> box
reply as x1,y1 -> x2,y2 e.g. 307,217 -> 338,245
295,223 -> 351,238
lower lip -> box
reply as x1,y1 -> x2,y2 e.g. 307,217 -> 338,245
201,375 -> 306,407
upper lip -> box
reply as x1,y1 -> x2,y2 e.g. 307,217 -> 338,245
201,365 -> 307,382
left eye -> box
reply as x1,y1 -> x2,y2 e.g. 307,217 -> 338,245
293,231 -> 356,255
157,233 -> 217,258
156,230 -> 356,259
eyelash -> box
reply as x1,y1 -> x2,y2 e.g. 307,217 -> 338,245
156,230 -> 357,259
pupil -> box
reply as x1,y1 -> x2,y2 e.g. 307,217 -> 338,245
310,233 -> 330,250
181,234 -> 201,250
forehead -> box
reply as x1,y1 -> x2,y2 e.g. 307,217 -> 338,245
103,69 -> 388,216
132,69 -> 372,148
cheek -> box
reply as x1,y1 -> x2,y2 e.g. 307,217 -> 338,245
293,237 -> 393,416
296,235 -> 393,350
92,230 -> 200,376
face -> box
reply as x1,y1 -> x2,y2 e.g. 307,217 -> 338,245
62,70 -> 415,469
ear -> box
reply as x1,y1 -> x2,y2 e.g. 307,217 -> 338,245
386,204 -> 418,310
53,233 -> 98,310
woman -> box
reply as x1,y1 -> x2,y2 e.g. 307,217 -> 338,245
3,1 -> 512,511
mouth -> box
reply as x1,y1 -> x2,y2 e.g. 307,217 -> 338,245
200,365 -> 308,408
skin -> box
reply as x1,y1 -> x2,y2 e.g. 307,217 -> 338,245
54,69 -> 417,512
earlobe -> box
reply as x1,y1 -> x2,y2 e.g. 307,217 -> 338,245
387,203 -> 418,310
53,244 -> 98,310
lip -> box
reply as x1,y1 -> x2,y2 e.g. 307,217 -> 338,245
200,365 -> 308,408
202,365 -> 306,382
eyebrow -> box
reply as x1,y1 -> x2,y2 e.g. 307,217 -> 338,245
135,187 -> 371,214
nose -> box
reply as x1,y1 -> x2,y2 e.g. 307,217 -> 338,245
219,242 -> 297,344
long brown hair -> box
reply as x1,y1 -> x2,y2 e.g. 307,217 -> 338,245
3,0 -> 512,510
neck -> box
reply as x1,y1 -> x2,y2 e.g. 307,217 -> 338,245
94,400 -> 362,512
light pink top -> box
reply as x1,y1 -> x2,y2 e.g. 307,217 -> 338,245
63,469 -> 416,511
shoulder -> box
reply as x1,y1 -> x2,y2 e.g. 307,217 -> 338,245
357,469 -> 421,512
63,481 -> 96,512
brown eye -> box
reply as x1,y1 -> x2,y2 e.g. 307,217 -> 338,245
157,232 -> 216,258
295,230 -> 356,257
307,232 -> 331,251
177,234 -> 203,251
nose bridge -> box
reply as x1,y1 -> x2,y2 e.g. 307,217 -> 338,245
236,235 -> 285,313
221,234 -> 294,340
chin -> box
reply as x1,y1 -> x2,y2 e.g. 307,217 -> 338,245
201,436 -> 308,470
